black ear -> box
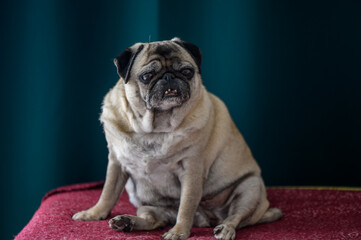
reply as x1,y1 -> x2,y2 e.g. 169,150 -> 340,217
173,39 -> 202,74
114,44 -> 144,83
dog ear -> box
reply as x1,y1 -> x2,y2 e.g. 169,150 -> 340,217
114,44 -> 144,83
172,38 -> 202,74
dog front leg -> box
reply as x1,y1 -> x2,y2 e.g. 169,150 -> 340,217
73,152 -> 128,221
162,161 -> 203,240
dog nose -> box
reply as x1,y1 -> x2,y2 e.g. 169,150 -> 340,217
162,73 -> 175,81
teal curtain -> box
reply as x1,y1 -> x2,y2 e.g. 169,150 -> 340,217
1,0 -> 361,238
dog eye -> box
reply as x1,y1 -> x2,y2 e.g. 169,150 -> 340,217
140,73 -> 153,83
181,69 -> 194,79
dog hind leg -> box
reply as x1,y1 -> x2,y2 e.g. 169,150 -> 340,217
109,205 -> 177,231
256,207 -> 283,224
213,175 -> 266,240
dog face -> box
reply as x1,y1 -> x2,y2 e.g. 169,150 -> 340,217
114,38 -> 202,111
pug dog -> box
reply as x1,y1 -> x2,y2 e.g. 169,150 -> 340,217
72,38 -> 282,240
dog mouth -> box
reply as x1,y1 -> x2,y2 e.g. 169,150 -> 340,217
164,88 -> 179,98
145,78 -> 190,110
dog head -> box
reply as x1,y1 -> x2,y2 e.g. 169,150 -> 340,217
114,38 -> 202,111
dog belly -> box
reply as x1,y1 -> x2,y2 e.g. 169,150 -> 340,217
125,171 -> 181,208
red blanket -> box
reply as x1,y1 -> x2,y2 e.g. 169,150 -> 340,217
16,182 -> 361,239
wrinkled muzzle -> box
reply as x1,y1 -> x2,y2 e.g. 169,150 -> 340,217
145,73 -> 190,111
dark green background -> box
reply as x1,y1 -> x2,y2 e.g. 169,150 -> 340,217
1,0 -> 360,239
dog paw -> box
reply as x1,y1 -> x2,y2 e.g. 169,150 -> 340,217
72,208 -> 108,221
213,224 -> 236,240
162,225 -> 190,240
109,215 -> 135,232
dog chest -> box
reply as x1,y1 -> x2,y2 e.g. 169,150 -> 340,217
112,131 -> 190,174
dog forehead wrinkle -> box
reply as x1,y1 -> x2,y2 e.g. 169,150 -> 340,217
154,44 -> 177,57
140,60 -> 162,74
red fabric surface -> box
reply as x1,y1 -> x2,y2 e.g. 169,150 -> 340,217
16,182 -> 361,240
